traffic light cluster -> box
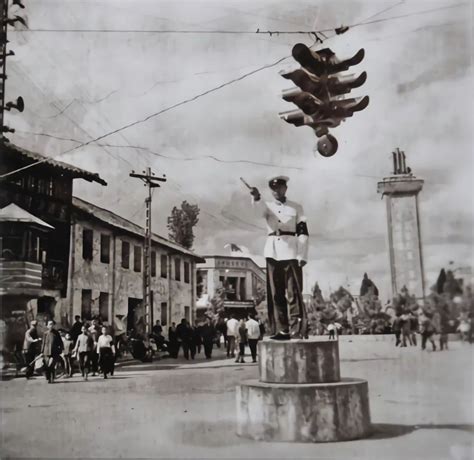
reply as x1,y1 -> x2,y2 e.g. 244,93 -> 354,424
279,43 -> 369,157
1,0 -> 26,141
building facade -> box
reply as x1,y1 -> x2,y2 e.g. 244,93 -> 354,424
377,149 -> 425,299
0,143 -> 106,351
196,255 -> 266,319
69,197 -> 204,333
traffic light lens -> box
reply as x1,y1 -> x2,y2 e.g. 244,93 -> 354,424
317,134 -> 338,157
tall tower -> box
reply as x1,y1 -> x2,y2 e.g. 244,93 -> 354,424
377,149 -> 425,299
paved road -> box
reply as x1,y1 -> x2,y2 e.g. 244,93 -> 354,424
1,340 -> 472,459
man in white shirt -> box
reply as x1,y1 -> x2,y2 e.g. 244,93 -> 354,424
246,314 -> 261,362
226,315 -> 239,358
250,175 -> 309,340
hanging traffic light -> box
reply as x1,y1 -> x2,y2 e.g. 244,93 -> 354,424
279,43 -> 369,157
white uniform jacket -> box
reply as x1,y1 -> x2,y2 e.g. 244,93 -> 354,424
253,197 -> 309,262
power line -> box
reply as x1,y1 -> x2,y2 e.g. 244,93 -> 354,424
10,3 -> 465,34
15,130 -> 306,170
2,1 -> 454,180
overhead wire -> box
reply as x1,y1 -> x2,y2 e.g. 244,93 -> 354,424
2,1 -> 417,237
11,2 -> 465,34
1,0 -> 454,181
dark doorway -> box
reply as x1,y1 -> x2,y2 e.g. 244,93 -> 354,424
127,297 -> 142,332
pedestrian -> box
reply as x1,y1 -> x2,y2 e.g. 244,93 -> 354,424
97,326 -> 116,379
69,315 -> 83,345
168,322 -> 178,358
226,314 -> 239,358
73,325 -> 94,380
392,316 -> 402,346
400,313 -> 413,347
246,314 -> 261,363
151,320 -> 163,339
192,324 -> 202,355
200,316 -> 216,359
188,325 -> 197,360
327,321 -> 337,340
41,320 -> 64,384
248,175 -> 309,340
439,319 -> 449,351
61,332 -> 74,377
235,319 -> 247,363
176,318 -> 192,360
420,316 -> 436,351
216,317 -> 227,349
88,320 -> 100,376
409,312 -> 418,346
22,320 -> 41,379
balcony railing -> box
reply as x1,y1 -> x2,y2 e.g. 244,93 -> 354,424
0,260 -> 42,289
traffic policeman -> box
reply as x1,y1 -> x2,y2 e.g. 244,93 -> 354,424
250,175 -> 309,340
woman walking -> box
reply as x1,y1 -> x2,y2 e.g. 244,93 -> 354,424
97,326 -> 116,379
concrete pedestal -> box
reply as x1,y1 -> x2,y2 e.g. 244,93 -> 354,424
259,338 -> 340,384
236,378 -> 371,442
236,338 -> 372,443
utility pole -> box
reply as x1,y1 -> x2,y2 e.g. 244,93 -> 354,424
1,0 -> 26,140
129,167 -> 166,334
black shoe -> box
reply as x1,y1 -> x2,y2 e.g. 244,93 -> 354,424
269,332 -> 291,341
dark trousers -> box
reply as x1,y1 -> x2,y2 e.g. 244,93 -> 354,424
440,333 -> 448,350
248,339 -> 258,362
203,340 -> 213,358
90,350 -> 99,374
266,258 -> 306,335
169,340 -> 178,358
329,330 -> 335,340
44,355 -> 59,382
178,342 -> 190,359
189,342 -> 196,360
227,336 -> 236,357
78,351 -> 90,376
236,342 -> 246,361
23,350 -> 36,378
99,348 -> 114,376
421,332 -> 436,350
394,331 -> 401,346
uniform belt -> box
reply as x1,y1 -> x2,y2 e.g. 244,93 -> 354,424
268,231 -> 296,236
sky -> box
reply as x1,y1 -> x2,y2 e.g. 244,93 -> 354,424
4,0 -> 472,300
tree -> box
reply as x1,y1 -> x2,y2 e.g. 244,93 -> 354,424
167,201 -> 200,249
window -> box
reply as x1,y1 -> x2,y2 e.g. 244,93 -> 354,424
81,289 -> 92,320
184,306 -> 191,323
184,261 -> 190,284
175,257 -> 181,281
121,241 -> 130,269
100,234 -> 110,264
134,245 -> 142,272
161,254 -> 167,278
99,292 -> 109,322
82,229 -> 93,261
151,251 -> 156,277
47,177 -> 54,196
160,302 -> 168,326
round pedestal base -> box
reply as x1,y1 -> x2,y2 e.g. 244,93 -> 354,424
259,337 -> 340,384
236,378 -> 371,442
